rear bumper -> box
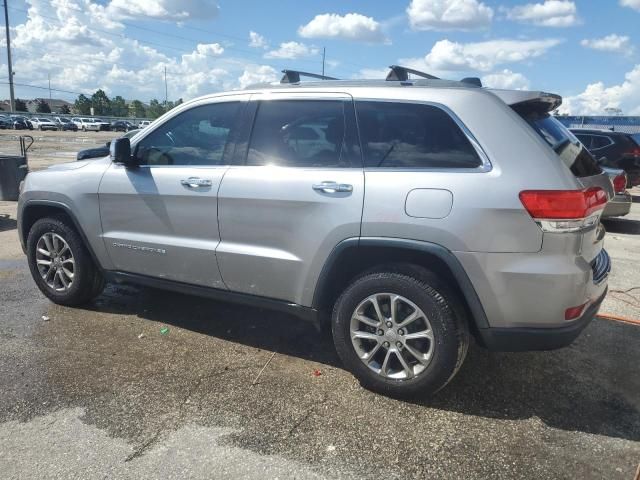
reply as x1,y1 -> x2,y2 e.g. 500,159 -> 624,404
602,193 -> 632,218
477,288 -> 607,351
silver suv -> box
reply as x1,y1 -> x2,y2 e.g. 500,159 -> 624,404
17,67 -> 613,397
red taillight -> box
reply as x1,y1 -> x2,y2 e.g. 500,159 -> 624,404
565,302 -> 588,321
612,174 -> 627,194
628,148 -> 640,157
519,187 -> 608,220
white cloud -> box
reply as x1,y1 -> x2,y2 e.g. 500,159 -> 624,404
415,38 -> 562,73
264,41 -> 319,59
406,0 -> 493,31
298,13 -> 388,43
481,69 -> 530,90
506,1 -> 578,27
248,31 -> 267,49
559,65 -> 640,115
581,34 -> 633,54
620,0 -> 640,12
106,0 -> 220,21
238,65 -> 279,89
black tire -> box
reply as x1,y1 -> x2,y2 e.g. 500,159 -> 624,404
27,216 -> 104,306
332,269 -> 469,398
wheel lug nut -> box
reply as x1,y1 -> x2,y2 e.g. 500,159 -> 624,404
382,341 -> 390,348
386,321 -> 392,328
396,342 -> 403,349
398,329 -> 404,336
377,329 -> 384,336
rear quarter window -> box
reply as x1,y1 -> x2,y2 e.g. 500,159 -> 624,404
355,101 -> 482,169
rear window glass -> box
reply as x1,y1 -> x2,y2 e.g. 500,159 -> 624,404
518,112 -> 602,177
632,134 -> 640,146
356,101 -> 482,169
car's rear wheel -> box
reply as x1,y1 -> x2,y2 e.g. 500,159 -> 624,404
332,269 -> 469,398
27,217 -> 104,306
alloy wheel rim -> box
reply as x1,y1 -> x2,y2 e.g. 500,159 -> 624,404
350,293 -> 435,380
35,232 -> 75,292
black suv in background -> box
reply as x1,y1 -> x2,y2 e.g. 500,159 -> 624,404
111,120 -> 136,132
571,128 -> 640,187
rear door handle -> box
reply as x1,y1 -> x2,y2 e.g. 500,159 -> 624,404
181,177 -> 212,188
312,181 -> 353,193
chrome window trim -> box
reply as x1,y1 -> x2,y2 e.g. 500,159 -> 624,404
351,97 -> 492,173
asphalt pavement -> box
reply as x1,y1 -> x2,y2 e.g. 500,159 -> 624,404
0,195 -> 639,479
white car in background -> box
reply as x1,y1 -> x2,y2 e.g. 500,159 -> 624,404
138,120 -> 152,128
30,117 -> 57,131
71,117 -> 101,132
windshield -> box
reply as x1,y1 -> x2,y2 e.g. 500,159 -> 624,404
82,118 -> 93,122
517,112 -> 602,178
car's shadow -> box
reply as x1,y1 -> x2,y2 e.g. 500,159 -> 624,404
0,213 -> 17,232
89,282 -> 640,442
603,217 -> 640,235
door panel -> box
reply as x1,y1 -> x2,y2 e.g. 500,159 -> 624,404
216,166 -> 363,305
99,165 -> 227,287
98,96 -> 248,287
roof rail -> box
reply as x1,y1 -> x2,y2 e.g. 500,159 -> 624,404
280,70 -> 338,84
386,65 -> 440,81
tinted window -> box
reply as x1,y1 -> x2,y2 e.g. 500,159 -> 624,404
590,135 -> 613,149
135,102 -> 240,166
574,134 -> 592,148
518,112 -> 601,178
247,100 -> 353,167
356,101 -> 482,169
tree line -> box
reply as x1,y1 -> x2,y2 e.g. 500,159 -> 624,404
10,91 -> 183,119
73,90 -> 183,119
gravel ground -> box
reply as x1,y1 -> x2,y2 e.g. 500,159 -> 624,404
0,150 -> 638,479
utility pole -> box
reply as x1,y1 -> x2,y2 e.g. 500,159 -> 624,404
48,72 -> 52,102
322,47 -> 325,77
164,66 -> 167,107
3,0 -> 15,112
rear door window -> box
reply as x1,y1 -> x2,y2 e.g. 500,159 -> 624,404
355,101 -> 482,169
518,112 -> 601,177
246,100 -> 357,168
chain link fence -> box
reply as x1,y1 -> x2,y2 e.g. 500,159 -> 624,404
555,116 -> 640,134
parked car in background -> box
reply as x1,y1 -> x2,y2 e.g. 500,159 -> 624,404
571,128 -> 640,187
76,129 -> 141,160
21,69 -> 614,397
30,117 -> 58,131
9,115 -> 32,130
111,120 -> 136,132
138,120 -> 152,128
53,117 -> 78,131
600,167 -> 631,218
72,117 -> 101,132
0,115 -> 11,129
94,118 -> 111,131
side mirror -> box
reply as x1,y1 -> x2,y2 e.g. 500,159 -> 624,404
110,138 -> 136,167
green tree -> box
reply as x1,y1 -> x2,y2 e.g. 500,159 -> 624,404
15,98 -> 27,112
129,99 -> 146,118
147,99 -> 165,119
91,89 -> 111,116
35,99 -> 51,113
74,94 -> 91,115
111,95 -> 128,117
59,104 -> 71,114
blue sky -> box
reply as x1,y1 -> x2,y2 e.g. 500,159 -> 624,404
2,0 -> 640,114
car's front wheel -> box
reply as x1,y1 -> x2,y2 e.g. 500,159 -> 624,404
27,217 -> 104,306
332,268 -> 469,398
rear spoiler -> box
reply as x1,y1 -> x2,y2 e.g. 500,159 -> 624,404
488,90 -> 562,113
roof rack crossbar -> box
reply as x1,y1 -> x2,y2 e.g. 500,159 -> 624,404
386,65 -> 440,82
280,70 -> 338,84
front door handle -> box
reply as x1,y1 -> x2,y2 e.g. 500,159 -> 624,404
312,181 -> 353,193
181,177 -> 212,188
